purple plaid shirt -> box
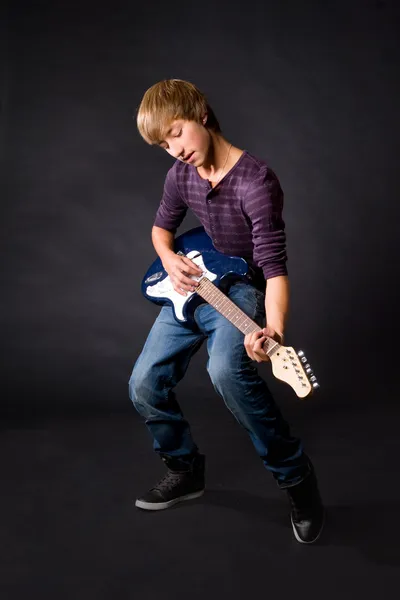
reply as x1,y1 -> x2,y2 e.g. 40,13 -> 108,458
153,150 -> 288,282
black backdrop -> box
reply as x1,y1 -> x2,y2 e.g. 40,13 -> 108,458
1,0 -> 399,420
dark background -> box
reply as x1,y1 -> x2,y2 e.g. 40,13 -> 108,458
1,1 -> 400,598
2,0 -> 399,420
0,1 -> 400,415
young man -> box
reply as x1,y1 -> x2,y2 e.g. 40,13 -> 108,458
129,79 -> 325,543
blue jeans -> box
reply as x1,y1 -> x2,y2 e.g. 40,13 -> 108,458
129,282 -> 312,488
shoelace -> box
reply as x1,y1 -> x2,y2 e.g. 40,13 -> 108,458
289,496 -> 310,522
152,470 -> 187,493
288,489 -> 321,522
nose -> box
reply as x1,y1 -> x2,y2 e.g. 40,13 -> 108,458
168,140 -> 184,159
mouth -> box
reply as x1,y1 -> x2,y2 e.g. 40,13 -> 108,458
184,152 -> 195,163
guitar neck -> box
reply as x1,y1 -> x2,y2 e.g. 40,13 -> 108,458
196,277 -> 280,357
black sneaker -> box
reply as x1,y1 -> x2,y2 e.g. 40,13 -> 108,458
135,454 -> 205,511
286,468 -> 325,544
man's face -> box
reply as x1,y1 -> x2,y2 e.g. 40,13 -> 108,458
157,118 -> 210,166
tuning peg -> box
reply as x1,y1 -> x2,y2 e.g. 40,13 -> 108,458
305,367 -> 313,375
297,350 -> 304,358
300,356 -> 307,363
312,381 -> 320,390
309,375 -> 317,383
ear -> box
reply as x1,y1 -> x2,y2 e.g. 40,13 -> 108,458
202,114 -> 208,125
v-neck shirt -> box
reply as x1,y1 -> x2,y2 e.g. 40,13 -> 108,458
153,150 -> 288,283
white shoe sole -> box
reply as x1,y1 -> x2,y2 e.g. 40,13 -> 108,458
135,489 -> 205,511
291,509 -> 326,544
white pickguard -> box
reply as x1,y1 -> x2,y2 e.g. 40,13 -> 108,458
145,252 -> 217,321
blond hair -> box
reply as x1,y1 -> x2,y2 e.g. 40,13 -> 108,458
136,79 -> 221,145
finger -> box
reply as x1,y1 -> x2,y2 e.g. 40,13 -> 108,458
178,268 -> 201,285
182,258 -> 203,274
244,338 -> 254,358
175,283 -> 197,296
173,272 -> 197,290
245,348 -> 256,361
263,328 -> 275,339
245,334 -> 261,356
176,284 -> 195,293
255,339 -> 271,362
190,264 -> 203,275
255,353 -> 269,363
253,348 -> 269,362
172,276 -> 191,294
180,275 -> 199,290
249,331 -> 265,345
253,336 -> 267,352
175,287 -> 187,296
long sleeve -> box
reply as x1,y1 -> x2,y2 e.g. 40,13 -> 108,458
153,165 -> 188,234
242,166 -> 288,280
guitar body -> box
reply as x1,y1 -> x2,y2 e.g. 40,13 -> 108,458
141,226 -> 257,330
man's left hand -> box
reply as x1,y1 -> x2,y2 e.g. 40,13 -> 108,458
244,326 -> 284,363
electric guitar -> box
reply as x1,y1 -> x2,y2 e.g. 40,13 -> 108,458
141,226 -> 319,398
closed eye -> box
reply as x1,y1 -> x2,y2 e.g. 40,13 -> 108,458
158,127 -> 182,150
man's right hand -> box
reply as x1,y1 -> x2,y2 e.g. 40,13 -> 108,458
162,252 -> 203,296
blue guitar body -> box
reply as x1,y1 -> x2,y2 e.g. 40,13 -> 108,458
141,226 -> 260,330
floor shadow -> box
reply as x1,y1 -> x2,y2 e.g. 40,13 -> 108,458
321,501 -> 400,566
200,489 -> 400,565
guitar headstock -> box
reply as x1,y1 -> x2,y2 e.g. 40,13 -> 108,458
270,346 -> 319,398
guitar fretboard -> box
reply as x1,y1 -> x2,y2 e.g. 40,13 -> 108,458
196,278 -> 280,356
